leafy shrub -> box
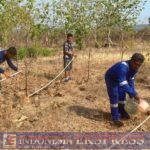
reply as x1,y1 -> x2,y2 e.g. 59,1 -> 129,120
18,46 -> 55,60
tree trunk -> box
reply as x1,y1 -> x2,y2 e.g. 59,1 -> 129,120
87,48 -> 91,81
120,30 -> 125,61
107,28 -> 113,48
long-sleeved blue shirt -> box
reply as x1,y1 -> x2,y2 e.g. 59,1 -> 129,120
105,60 -> 137,97
0,50 -> 18,73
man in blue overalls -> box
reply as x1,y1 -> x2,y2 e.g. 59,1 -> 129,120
105,53 -> 145,127
0,47 -> 18,92
0,47 -> 18,77
0,47 -> 18,116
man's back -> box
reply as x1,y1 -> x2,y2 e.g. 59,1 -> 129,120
105,61 -> 137,83
0,49 -> 18,71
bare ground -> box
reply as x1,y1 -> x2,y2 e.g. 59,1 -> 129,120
0,47 -> 150,132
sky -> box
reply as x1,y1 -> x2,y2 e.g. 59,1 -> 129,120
39,0 -> 150,25
137,0 -> 150,24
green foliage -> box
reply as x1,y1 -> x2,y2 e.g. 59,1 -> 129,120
92,0 -> 147,46
0,0 -> 36,45
56,0 -> 93,49
55,0 -> 147,48
18,47 -> 27,60
0,0 -> 147,49
18,46 -> 55,60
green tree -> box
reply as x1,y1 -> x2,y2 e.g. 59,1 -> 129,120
93,0 -> 147,47
56,0 -> 93,49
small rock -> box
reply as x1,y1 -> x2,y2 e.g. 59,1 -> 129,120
25,97 -> 30,103
14,115 -> 28,123
12,102 -> 18,108
54,92 -> 63,97
34,96 -> 40,107
85,95 -> 96,102
47,90 -> 53,96
79,86 -> 86,91
1,104 -> 6,109
17,122 -> 23,128
55,81 -> 61,85
86,95 -> 92,100
76,80 -> 82,85
29,116 -> 39,123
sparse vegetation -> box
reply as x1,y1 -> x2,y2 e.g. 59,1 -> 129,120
18,47 -> 56,60
0,47 -> 150,132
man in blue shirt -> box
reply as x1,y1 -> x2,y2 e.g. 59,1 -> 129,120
0,47 -> 18,77
0,47 -> 18,117
105,53 -> 145,127
63,33 -> 76,82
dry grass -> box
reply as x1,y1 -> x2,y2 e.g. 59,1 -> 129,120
0,46 -> 150,132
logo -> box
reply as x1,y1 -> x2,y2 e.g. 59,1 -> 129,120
0,133 -> 2,148
3,134 -> 16,148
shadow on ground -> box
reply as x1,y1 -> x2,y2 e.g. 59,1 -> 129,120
69,105 -> 110,122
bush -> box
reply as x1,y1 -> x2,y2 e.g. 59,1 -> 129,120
18,47 -> 27,60
39,47 -> 54,57
18,47 -> 55,60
